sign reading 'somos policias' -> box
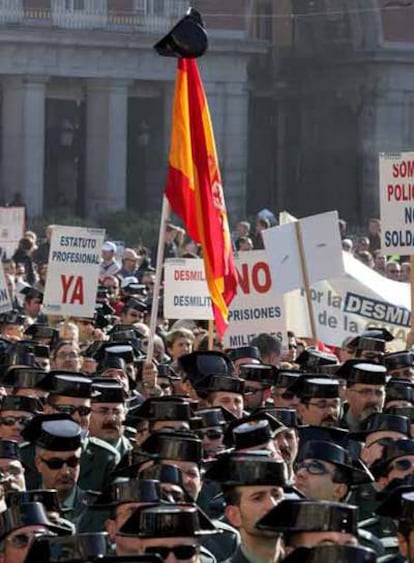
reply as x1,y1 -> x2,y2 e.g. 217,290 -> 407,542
163,252 -> 285,348
379,152 -> 414,253
43,226 -> 105,318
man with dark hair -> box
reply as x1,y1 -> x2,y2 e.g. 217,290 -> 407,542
250,334 -> 282,367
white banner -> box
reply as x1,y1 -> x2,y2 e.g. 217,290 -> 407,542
0,263 -> 12,314
285,252 -> 410,350
379,152 -> 414,254
0,207 -> 25,258
163,252 -> 286,348
43,226 -> 105,318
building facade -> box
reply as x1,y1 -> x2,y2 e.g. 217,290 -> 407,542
0,0 -> 265,220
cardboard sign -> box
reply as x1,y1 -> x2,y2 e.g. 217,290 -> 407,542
43,226 -> 105,318
163,252 -> 286,347
379,152 -> 414,254
0,263 -> 12,314
285,252 -> 410,350
263,211 -> 344,295
0,207 -> 25,258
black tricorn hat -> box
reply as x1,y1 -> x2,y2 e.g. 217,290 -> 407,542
239,364 -> 274,386
295,349 -> 338,372
21,414 -> 82,451
297,440 -> 373,485
384,350 -> 414,371
207,375 -> 245,395
375,474 -> 414,518
90,479 -> 162,509
204,451 -> 288,487
272,369 -> 302,389
350,336 -> 385,354
129,397 -> 194,422
350,412 -> 411,441
385,380 -> 414,404
179,351 -> 232,381
24,324 -> 59,345
24,532 -> 109,563
281,545 -> 376,563
386,405 -> 414,422
99,356 -> 126,372
195,407 -> 228,428
141,430 -> 203,464
0,502 -> 71,540
92,382 -> 127,404
6,489 -> 61,513
0,310 -> 26,326
400,491 -> 414,522
139,463 -> 187,490
231,419 -> 277,451
119,503 -> 218,537
41,372 -> 95,398
370,439 -> 414,479
226,346 -> 261,363
0,394 -> 43,414
338,361 -> 387,386
2,367 -> 48,389
297,425 -> 349,448
288,376 -> 339,400
256,499 -> 358,534
261,407 -> 298,428
0,440 -> 20,460
360,327 -> 394,342
154,8 -> 208,59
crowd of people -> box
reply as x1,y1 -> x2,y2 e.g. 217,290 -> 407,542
0,222 -> 412,563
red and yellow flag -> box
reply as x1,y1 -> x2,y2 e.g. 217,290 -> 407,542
164,58 -> 238,339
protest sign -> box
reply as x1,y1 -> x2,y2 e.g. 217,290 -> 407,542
285,252 -> 410,350
43,226 -> 105,318
379,152 -> 414,254
164,252 -> 286,347
0,207 -> 25,258
262,210 -> 344,295
0,263 -> 12,314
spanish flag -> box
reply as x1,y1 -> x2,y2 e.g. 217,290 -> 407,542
165,58 -> 238,339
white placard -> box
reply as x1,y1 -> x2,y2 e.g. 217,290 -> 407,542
43,226 -> 105,318
0,207 -> 25,258
0,262 -> 12,314
263,210 -> 344,295
379,152 -> 414,254
285,252 -> 410,350
163,252 -> 286,347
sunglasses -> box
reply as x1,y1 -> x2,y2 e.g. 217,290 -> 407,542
54,405 -> 92,417
295,460 -> 332,476
145,545 -> 199,560
0,416 -> 31,426
198,429 -> 223,440
7,533 -> 32,548
40,456 -> 80,470
390,458 -> 414,472
272,391 -> 295,400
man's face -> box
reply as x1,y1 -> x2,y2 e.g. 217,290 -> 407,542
89,402 -> 125,443
286,531 -> 358,554
53,344 -> 81,372
4,524 -> 50,563
102,250 -> 114,262
295,458 -> 344,501
346,384 -> 385,419
271,387 -> 300,409
386,455 -> 414,484
227,486 -> 284,537
35,448 -> 81,496
46,396 -> 91,432
210,391 -> 244,419
360,430 -> 405,467
198,426 -> 225,457
121,308 -> 144,325
297,398 -> 341,427
163,459 -> 201,500
374,254 -> 386,270
369,220 -> 380,236
0,458 -> 26,491
233,358 -> 260,377
25,298 -> 42,317
244,381 -> 266,410
140,536 -> 200,563
168,337 -> 193,360
101,368 -> 130,395
0,410 -> 33,443
275,428 -> 298,465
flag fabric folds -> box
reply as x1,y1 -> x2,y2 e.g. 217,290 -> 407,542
164,58 -> 238,338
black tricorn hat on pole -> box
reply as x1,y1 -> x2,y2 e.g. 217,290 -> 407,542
154,8 -> 208,59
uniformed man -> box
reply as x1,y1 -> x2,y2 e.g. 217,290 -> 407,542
289,376 -> 342,428
238,364 -> 274,411
226,346 -> 262,376
0,396 -> 42,444
270,370 -> 301,409
384,351 -> 414,383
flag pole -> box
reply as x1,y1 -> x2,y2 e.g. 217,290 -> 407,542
294,221 -> 318,344
411,256 -> 414,331
208,320 -> 215,350
147,196 -> 170,363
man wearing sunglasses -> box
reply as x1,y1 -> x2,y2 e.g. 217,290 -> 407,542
270,371 -> 301,409
31,417 -> 86,527
239,364 -> 274,411
37,372 -> 121,494
291,377 -> 342,428
0,396 -> 41,444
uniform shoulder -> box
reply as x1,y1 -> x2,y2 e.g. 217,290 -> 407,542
84,437 -> 121,462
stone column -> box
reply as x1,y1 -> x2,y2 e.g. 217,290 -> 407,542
2,76 -> 46,216
85,79 -> 129,217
